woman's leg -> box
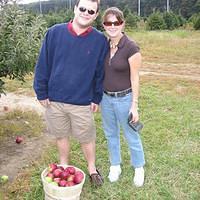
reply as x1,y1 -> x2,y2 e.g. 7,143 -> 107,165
101,94 -> 121,166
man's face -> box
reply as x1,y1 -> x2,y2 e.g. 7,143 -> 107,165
74,0 -> 98,28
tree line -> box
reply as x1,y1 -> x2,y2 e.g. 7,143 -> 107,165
22,0 -> 200,19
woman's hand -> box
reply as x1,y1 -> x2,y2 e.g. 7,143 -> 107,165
129,105 -> 139,123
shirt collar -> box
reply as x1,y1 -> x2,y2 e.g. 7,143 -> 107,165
117,34 -> 126,49
67,21 -> 93,37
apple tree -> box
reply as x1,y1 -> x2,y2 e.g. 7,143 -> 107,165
0,3 -> 47,94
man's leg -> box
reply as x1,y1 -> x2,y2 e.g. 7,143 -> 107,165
81,140 -> 96,174
57,137 -> 70,165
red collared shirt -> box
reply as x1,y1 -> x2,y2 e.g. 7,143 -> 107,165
67,21 -> 93,36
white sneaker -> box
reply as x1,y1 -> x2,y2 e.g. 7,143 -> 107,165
108,165 -> 121,182
133,167 -> 144,187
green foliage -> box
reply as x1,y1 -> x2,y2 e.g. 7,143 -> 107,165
44,9 -> 73,28
147,11 -> 166,30
163,11 -> 181,30
125,12 -> 139,29
0,4 -> 47,93
190,13 -> 200,30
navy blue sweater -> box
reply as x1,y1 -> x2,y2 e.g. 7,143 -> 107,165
34,23 -> 108,105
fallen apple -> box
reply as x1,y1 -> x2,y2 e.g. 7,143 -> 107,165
15,136 -> 23,144
0,175 -> 9,183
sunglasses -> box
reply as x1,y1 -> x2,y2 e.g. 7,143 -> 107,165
78,6 -> 96,15
103,21 -> 123,26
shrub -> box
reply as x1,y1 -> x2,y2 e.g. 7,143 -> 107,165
194,15 -> 200,30
125,12 -> 139,29
146,12 -> 166,30
190,13 -> 200,30
163,11 -> 180,30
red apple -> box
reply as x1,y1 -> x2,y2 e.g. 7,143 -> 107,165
66,166 -> 76,175
60,171 -> 70,180
74,171 -> 84,184
57,166 -> 65,171
67,174 -> 74,182
66,181 -> 75,187
47,172 -> 54,179
59,180 -> 67,187
53,169 -> 62,178
15,136 -> 23,144
53,177 -> 61,183
49,163 -> 57,173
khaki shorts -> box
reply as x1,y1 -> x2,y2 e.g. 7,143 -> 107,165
45,102 -> 96,143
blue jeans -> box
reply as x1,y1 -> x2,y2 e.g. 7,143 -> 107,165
100,93 -> 145,168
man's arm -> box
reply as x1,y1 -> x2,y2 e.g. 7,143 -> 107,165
92,37 -> 109,105
33,31 -> 51,101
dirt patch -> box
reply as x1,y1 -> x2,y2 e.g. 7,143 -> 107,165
0,94 -> 54,184
0,134 -> 54,182
141,62 -> 200,81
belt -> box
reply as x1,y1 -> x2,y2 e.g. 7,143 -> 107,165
104,88 -> 132,97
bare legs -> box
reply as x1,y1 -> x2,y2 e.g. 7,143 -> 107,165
56,137 -> 70,165
81,140 -> 96,174
57,137 -> 96,175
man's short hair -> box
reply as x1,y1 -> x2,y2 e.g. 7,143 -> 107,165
75,0 -> 100,12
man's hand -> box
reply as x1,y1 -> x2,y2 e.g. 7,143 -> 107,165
39,99 -> 50,107
90,102 -> 99,112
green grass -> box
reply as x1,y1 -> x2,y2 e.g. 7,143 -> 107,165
128,30 -> 200,64
0,110 -> 44,142
2,77 -> 199,200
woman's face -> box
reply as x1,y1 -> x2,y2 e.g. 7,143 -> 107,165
103,14 -> 124,39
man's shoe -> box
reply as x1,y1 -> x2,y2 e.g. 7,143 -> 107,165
133,167 -> 144,187
108,165 -> 121,182
90,169 -> 104,187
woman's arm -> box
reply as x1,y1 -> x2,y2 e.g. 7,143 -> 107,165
128,52 -> 142,122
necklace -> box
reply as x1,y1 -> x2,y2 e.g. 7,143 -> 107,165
110,41 -> 118,49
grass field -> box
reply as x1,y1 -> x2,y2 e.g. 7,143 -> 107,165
0,30 -> 200,200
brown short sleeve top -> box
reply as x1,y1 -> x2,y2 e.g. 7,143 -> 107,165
103,34 -> 140,92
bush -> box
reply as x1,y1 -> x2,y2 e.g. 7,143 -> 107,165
0,4 -> 47,94
146,12 -> 166,30
190,13 -> 200,30
163,11 -> 180,30
194,15 -> 200,30
125,13 -> 139,29
44,9 -> 73,28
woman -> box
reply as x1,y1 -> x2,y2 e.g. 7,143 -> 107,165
101,7 -> 145,187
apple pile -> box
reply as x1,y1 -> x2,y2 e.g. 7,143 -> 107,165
45,163 -> 84,187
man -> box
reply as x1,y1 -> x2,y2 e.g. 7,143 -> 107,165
33,0 -> 108,187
